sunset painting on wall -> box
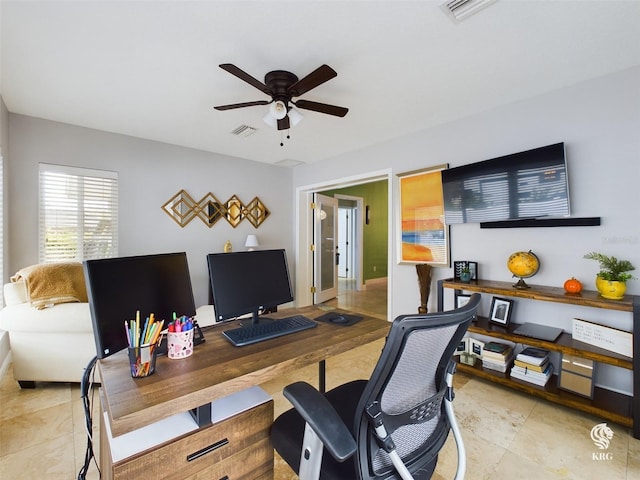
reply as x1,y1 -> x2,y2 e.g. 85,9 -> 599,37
398,165 -> 449,265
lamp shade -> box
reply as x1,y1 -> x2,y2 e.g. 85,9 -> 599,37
288,107 -> 304,127
269,100 -> 287,120
263,112 -> 278,128
245,234 -> 259,251
262,111 -> 278,128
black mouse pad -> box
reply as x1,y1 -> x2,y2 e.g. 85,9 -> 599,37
315,311 -> 363,326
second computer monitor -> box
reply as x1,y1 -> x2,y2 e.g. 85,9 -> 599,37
207,249 -> 294,325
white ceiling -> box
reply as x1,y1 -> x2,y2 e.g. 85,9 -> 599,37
2,1 -> 640,166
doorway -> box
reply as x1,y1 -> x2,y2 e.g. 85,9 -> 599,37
294,169 -> 392,320
338,201 -> 356,279
334,194 -> 365,294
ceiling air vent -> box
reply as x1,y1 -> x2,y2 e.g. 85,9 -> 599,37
230,125 -> 257,138
275,159 -> 304,168
440,0 -> 497,22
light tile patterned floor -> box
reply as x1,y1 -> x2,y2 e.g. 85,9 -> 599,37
1,277 -> 638,479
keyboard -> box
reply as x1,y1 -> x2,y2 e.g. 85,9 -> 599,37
222,315 -> 318,347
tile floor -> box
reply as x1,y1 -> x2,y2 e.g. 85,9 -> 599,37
1,277 -> 638,479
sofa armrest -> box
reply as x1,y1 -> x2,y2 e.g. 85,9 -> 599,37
4,281 -> 28,306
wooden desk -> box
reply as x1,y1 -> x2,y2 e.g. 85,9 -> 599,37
99,306 -> 390,477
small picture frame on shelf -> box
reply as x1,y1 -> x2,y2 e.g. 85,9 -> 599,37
455,293 -> 472,309
454,337 -> 468,356
489,296 -> 514,326
470,338 -> 484,357
453,261 -> 478,280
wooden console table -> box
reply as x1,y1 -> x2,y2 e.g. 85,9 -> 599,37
437,278 -> 640,439
98,306 -> 390,479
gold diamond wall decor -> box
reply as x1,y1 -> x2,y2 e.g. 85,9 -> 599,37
161,189 -> 199,227
244,196 -> 271,228
195,192 -> 224,228
162,190 -> 270,229
224,195 -> 244,228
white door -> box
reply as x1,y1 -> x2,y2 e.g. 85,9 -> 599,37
313,193 -> 338,304
338,203 -> 356,278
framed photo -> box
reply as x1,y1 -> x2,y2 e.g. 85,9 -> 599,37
489,297 -> 514,326
455,293 -> 472,308
397,164 -> 449,266
470,338 -> 484,357
454,261 -> 478,280
467,261 -> 478,280
454,337 -> 468,356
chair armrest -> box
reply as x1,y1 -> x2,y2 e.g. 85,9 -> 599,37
283,381 -> 357,462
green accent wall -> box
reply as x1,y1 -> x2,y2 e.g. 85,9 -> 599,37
320,180 -> 388,281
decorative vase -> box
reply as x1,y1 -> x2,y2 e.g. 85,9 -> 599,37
595,276 -> 626,300
460,271 -> 472,283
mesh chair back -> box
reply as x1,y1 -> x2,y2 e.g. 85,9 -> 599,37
354,294 -> 480,479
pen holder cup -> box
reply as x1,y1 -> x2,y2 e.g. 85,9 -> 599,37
128,344 -> 158,378
167,328 -> 194,359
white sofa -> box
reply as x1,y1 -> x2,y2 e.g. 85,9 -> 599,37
0,278 -> 96,388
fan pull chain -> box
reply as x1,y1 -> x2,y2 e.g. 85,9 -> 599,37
280,130 -> 291,147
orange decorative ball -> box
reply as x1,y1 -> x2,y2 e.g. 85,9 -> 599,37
564,277 -> 583,294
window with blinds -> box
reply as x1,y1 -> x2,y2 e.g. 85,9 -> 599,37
39,164 -> 118,263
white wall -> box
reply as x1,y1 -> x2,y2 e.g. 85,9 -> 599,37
0,97 -> 7,303
294,66 -> 640,394
7,115 -> 294,306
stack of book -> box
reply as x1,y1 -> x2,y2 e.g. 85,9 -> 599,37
481,341 -> 514,373
510,347 -> 553,386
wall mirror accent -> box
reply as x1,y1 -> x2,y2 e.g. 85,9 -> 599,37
162,190 -> 270,228
162,189 -> 199,227
224,195 -> 244,228
196,192 -> 224,228
244,197 -> 271,228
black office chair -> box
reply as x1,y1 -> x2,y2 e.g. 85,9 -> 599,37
271,293 -> 481,480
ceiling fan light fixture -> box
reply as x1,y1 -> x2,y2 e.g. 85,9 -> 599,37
262,111 -> 278,129
269,100 -> 287,120
288,107 -> 304,127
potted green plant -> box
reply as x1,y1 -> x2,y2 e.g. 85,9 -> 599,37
584,252 -> 636,300
459,264 -> 472,283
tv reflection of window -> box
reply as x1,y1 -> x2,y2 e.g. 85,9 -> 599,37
442,143 -> 570,224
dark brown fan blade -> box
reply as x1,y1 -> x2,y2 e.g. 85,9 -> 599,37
294,99 -> 348,117
219,64 -> 269,94
214,100 -> 270,111
277,116 -> 290,131
287,65 -> 337,97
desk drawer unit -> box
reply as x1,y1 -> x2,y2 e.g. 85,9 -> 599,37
103,399 -> 274,479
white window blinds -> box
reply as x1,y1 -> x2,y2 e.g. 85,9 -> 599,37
39,164 -> 118,263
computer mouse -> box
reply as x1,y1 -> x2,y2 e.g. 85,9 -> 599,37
330,315 -> 349,324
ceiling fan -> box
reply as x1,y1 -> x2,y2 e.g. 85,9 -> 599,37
214,64 -> 348,131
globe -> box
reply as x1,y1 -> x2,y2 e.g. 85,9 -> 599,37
507,250 -> 540,289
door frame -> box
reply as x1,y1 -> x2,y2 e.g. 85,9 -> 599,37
294,169 -> 392,320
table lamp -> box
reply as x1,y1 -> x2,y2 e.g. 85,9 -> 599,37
245,235 -> 259,251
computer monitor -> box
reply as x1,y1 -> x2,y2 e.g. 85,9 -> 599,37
84,252 -> 196,359
207,249 -> 294,325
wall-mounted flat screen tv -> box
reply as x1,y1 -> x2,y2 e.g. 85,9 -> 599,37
441,142 -> 570,224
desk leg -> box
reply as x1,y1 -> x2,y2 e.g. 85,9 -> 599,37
319,360 -> 326,393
